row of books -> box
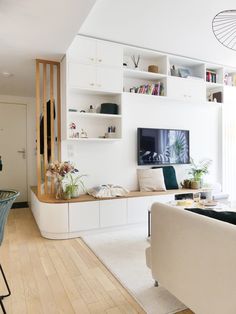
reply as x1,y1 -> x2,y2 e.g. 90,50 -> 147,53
206,70 -> 217,83
130,82 -> 164,96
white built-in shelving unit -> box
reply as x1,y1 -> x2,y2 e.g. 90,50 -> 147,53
61,35 -> 236,141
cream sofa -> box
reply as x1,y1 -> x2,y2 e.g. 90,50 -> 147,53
146,202 -> 236,314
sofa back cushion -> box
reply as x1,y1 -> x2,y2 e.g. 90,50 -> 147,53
185,208 -> 236,225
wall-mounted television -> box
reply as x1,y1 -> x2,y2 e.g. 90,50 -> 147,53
137,128 -> 190,165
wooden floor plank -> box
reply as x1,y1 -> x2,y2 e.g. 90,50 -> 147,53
0,208 -> 194,314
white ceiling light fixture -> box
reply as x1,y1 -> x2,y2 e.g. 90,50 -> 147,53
212,10 -> 236,51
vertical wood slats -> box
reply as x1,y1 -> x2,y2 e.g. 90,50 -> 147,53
43,63 -> 48,194
35,61 -> 41,196
50,64 -> 55,194
57,64 -> 61,162
35,59 -> 61,196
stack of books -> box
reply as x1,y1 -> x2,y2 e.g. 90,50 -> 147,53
131,82 -> 164,96
206,70 -> 217,83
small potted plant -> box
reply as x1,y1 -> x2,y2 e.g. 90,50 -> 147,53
64,172 -> 86,198
188,158 -> 212,189
46,161 -> 86,199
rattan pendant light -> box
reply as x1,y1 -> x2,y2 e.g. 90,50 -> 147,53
212,10 -> 236,51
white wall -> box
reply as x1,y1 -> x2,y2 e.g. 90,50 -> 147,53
0,95 -> 36,199
62,95 -> 221,190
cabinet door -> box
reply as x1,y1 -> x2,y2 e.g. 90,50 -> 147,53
68,36 -> 96,64
96,41 -> 123,67
69,202 -> 100,232
167,76 -> 205,101
224,85 -> 236,104
100,199 -> 127,227
127,197 -> 152,224
96,67 -> 123,92
68,63 -> 96,89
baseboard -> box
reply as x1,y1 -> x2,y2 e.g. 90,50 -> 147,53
12,202 -> 28,209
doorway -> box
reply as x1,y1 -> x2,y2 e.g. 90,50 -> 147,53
0,102 -> 27,203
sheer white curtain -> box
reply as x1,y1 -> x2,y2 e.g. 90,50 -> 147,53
222,103 -> 236,201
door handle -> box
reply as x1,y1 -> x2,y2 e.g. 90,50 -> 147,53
17,149 -> 26,159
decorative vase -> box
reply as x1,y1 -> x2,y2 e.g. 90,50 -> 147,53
71,185 -> 79,198
56,179 -> 64,200
191,181 -> 201,189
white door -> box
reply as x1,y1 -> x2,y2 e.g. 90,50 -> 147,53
0,103 -> 27,202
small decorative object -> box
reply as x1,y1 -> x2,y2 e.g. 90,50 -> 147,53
131,55 -> 140,70
188,158 -> 212,189
68,108 -> 77,112
69,122 -> 76,138
170,65 -> 179,77
80,129 -> 88,138
148,65 -> 159,73
80,110 -> 86,113
123,62 -> 128,67
46,161 -> 86,199
88,105 -> 96,113
105,126 -> 116,138
181,179 -> 191,189
178,68 -> 191,78
88,184 -> 129,199
46,161 -> 79,199
100,103 -> 118,115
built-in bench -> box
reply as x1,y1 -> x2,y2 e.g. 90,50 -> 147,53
31,187 -> 199,239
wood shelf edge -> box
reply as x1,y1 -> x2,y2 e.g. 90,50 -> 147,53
31,186 -> 201,204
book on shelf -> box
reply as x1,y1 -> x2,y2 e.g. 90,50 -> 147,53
131,82 -> 164,96
206,70 -> 217,83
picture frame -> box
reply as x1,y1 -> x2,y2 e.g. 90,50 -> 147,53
178,68 -> 191,78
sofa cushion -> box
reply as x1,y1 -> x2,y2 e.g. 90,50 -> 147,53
137,168 -> 166,192
185,208 -> 236,225
152,166 -> 178,190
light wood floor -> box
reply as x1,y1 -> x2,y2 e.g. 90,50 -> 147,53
0,208 -> 194,314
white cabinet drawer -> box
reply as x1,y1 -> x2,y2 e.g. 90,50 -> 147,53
100,199 -> 127,227
167,76 -> 205,101
39,202 -> 69,233
127,197 -> 151,224
69,202 -> 100,232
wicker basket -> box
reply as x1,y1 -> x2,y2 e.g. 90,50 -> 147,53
148,65 -> 159,73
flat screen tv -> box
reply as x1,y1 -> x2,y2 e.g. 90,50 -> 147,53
137,128 -> 190,165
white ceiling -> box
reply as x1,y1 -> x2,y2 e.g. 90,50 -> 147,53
80,0 -> 236,68
0,0 -> 96,96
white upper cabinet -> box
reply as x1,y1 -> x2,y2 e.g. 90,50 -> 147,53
96,67 -> 123,92
68,36 -> 97,65
96,41 -> 123,68
68,36 -> 123,68
69,63 -> 96,88
167,76 -> 205,102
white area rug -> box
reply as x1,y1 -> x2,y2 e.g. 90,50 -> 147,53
83,225 -> 186,314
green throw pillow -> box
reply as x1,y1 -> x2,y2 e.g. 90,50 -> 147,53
152,166 -> 179,190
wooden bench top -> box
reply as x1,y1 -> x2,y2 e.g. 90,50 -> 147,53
31,186 -> 200,204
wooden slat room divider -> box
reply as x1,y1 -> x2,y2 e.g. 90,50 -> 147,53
35,59 -> 61,196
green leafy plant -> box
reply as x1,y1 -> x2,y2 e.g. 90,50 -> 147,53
64,172 -> 86,197
188,158 -> 212,182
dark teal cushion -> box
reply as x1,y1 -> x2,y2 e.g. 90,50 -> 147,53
152,166 -> 178,190
185,208 -> 236,226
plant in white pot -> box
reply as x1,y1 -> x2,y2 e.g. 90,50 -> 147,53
64,172 -> 86,198
188,158 -> 212,189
